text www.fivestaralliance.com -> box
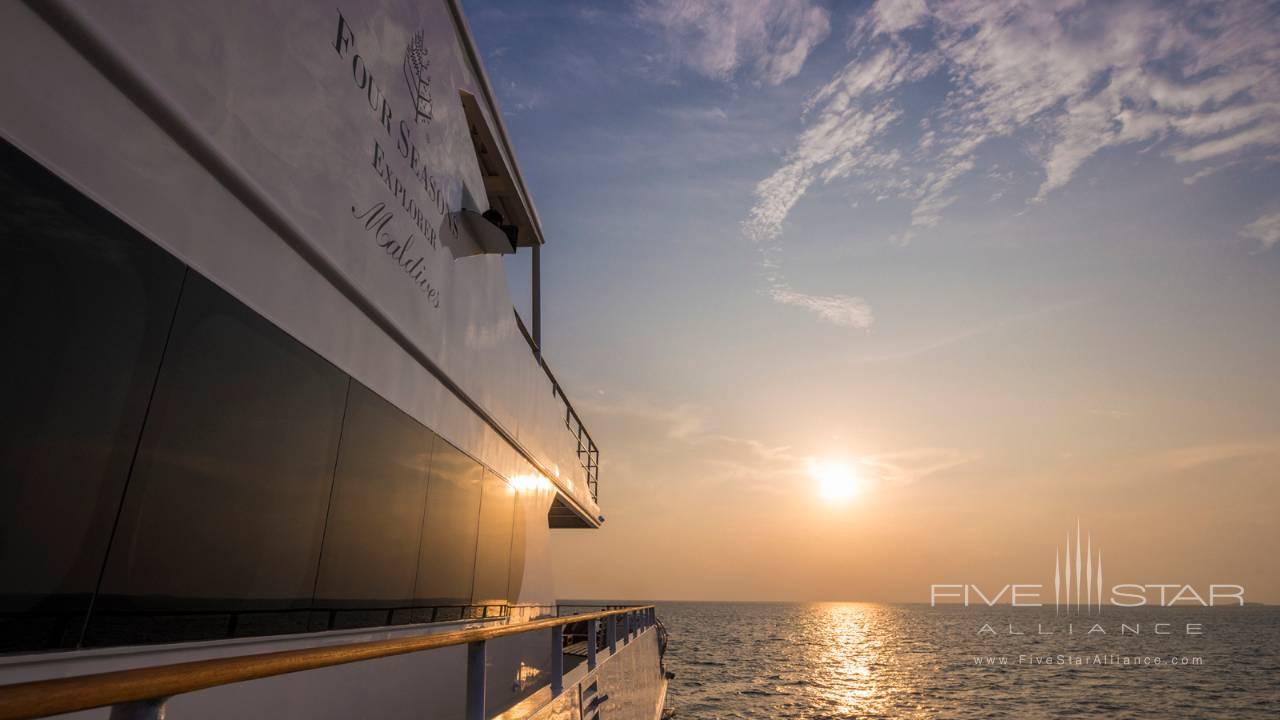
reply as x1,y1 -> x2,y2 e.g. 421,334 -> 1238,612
974,655 -> 1204,666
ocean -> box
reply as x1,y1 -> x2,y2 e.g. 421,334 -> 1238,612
654,602 -> 1280,719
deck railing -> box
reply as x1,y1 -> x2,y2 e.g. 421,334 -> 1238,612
0,605 -> 656,720
513,310 -> 600,503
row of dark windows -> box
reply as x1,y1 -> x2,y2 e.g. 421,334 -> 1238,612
0,139 -> 526,653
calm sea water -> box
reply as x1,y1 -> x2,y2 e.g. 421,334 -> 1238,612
654,603 -> 1280,719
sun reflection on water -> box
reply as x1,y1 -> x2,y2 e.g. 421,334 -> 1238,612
804,603 -> 923,718
661,602 -> 1274,719
662,602 -> 947,719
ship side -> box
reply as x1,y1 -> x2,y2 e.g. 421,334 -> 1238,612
0,0 -> 664,718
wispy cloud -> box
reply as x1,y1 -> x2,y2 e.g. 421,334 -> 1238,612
1181,162 -> 1236,186
740,0 -> 1280,318
636,0 -> 831,85
1135,441 -> 1280,474
860,447 -> 983,487
499,79 -> 544,113
855,297 -> 1088,362
745,87 -> 909,244
1171,121 -> 1280,164
770,286 -> 874,328
739,48 -> 917,326
583,392 -> 976,495
867,0 -> 929,36
1241,211 -> 1280,251
581,393 -> 707,440
580,392 -> 806,493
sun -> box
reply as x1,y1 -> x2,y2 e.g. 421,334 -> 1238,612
810,460 -> 861,503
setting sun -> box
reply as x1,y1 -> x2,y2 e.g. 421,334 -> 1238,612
810,460 -> 861,503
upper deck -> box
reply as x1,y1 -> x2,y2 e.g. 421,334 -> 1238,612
0,0 -> 600,523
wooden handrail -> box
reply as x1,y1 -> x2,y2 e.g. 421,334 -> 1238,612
0,606 -> 654,720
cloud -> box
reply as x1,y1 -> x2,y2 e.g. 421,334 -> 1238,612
581,392 -> 977,496
1241,211 -> 1280,250
738,45 -> 927,327
580,394 -> 707,440
868,0 -> 929,35
1182,163 -> 1235,185
854,297 -> 1088,362
860,447 -> 983,487
499,79 -> 544,114
744,0 -> 1280,263
769,286 -> 874,328
1172,123 -> 1280,164
1137,441 -> 1280,473
637,0 -> 831,85
580,392 -> 809,492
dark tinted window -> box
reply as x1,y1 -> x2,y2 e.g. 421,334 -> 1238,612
472,472 -> 516,606
86,274 -> 348,646
0,141 -> 186,652
313,382 -> 434,629
415,439 -> 483,606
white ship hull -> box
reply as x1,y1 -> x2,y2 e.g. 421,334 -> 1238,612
0,0 -> 663,717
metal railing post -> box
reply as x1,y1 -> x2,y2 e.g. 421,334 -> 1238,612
607,615 -> 617,655
466,640 -> 486,720
531,238 -> 541,350
550,625 -> 564,696
109,698 -> 167,720
510,309 -> 602,503
586,619 -> 598,671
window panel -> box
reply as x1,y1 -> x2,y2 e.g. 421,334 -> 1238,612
86,274 -> 348,646
312,382 -> 433,628
507,492 -> 528,605
415,439 -> 483,606
0,141 -> 185,652
0,140 -> 544,650
472,471 -> 515,606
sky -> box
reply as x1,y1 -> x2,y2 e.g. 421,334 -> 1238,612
464,0 -> 1280,604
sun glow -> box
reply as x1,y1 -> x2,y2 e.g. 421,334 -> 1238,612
810,460 -> 861,503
